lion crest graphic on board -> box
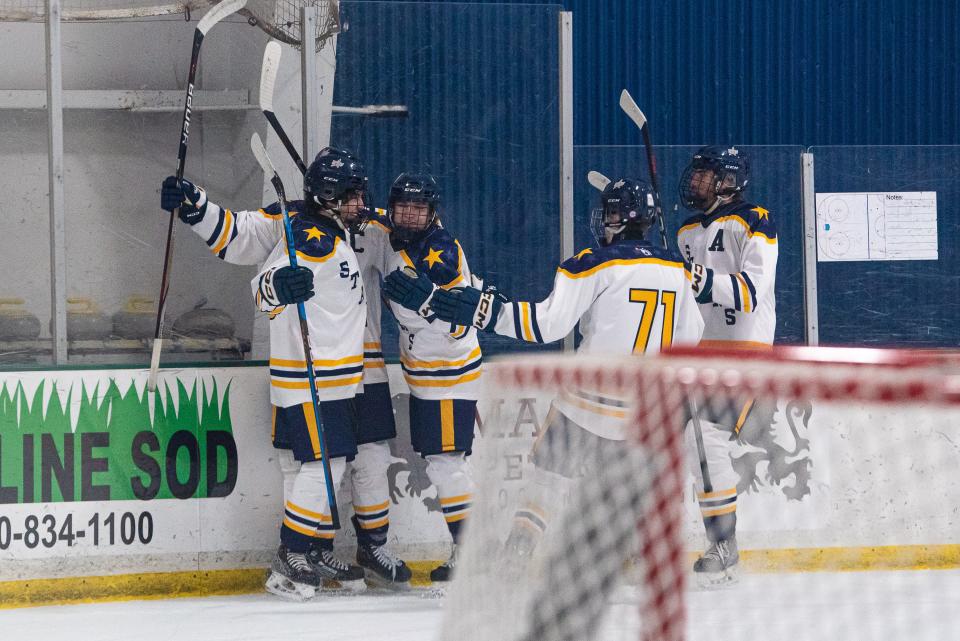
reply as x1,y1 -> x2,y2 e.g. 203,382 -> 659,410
385,392 -> 441,513
730,399 -> 814,501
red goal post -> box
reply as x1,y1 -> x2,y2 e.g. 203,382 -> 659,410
441,346 -> 960,641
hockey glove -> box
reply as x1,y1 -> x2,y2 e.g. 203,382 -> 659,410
259,266 -> 315,307
383,267 -> 437,317
686,261 -> 714,304
430,285 -> 505,331
161,176 -> 208,225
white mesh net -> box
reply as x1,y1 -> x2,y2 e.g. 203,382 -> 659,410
444,347 -> 960,641
0,0 -> 339,49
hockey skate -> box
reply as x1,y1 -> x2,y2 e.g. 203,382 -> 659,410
265,544 -> 321,602
430,543 -> 459,582
357,542 -> 412,589
693,536 -> 740,588
307,543 -> 367,593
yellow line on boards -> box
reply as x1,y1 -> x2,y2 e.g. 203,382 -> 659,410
1,545 -> 959,608
0,569 -> 265,610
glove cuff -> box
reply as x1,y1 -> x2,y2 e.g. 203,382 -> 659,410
417,287 -> 437,318
471,291 -> 502,330
258,268 -> 281,308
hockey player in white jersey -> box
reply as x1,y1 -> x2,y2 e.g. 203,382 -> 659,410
159,148 -> 405,597
677,145 -> 778,586
389,178 -> 704,555
346,205 -> 414,587
379,173 -> 483,582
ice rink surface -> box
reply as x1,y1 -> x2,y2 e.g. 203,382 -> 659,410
3,569 -> 959,641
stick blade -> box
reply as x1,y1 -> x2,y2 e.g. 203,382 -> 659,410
197,0 -> 247,35
619,89 -> 647,130
250,132 -> 276,176
587,171 -> 610,191
259,41 -> 282,112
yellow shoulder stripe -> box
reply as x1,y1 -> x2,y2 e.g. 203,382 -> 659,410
558,257 -> 685,280
295,236 -> 340,263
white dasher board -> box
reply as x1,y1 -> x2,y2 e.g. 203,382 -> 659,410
815,192 -> 938,262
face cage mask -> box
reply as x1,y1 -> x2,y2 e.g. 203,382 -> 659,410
590,207 -> 628,247
309,190 -> 370,233
389,201 -> 436,245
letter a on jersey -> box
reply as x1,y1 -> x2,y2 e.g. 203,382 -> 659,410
708,230 -> 725,252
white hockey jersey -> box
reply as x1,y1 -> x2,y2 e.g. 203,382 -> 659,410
677,199 -> 778,348
492,240 -> 704,439
349,209 -> 392,386
188,200 -> 365,407
383,223 -> 482,401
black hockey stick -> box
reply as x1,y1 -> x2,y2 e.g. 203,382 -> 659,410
620,88 -> 713,492
149,0 -> 248,392
259,41 -> 307,175
618,89 -> 669,251
251,132 -> 341,529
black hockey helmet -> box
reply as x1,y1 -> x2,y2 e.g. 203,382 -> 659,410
303,146 -> 369,229
590,178 -> 657,247
678,145 -> 750,210
388,172 -> 440,247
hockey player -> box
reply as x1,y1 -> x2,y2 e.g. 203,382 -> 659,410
346,204 -> 414,588
378,173 -> 482,582
386,178 -> 704,556
158,148 -> 406,597
677,145 -> 778,586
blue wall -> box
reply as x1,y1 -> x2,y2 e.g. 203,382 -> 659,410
354,0 -> 960,146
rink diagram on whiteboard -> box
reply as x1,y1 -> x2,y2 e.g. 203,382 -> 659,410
815,192 -> 938,262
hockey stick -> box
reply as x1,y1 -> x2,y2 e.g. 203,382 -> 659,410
618,89 -> 669,251
619,89 -> 713,492
251,131 -> 341,529
587,171 -> 610,192
259,41 -> 307,175
149,0 -> 248,393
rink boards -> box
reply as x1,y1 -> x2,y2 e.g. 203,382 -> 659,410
0,363 -> 958,605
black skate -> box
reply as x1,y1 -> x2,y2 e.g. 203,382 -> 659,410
693,537 -> 740,588
265,544 -> 321,602
357,542 -> 412,589
307,543 -> 367,593
430,544 -> 459,582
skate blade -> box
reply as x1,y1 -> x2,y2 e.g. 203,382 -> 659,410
265,572 -> 317,602
362,571 -> 411,592
694,565 -> 740,590
320,577 -> 368,594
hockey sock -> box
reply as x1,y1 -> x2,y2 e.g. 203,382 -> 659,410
350,441 -> 392,546
280,458 -> 345,553
425,452 -> 473,543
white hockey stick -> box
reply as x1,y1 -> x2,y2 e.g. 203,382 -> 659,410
149,0 -> 247,393
587,171 -> 610,192
250,132 -> 341,528
259,41 -> 308,174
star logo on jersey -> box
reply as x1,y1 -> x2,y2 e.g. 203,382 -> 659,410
330,159 -> 344,168
423,247 -> 444,268
575,248 -> 593,260
304,226 -> 326,242
752,206 -> 770,221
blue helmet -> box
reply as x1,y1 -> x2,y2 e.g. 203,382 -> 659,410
590,178 -> 657,247
388,172 -> 440,247
678,145 -> 750,210
303,146 -> 369,229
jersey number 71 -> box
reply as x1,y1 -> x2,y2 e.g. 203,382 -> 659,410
629,289 -> 676,353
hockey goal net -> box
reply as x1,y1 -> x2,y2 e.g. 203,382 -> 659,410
0,1 -> 339,49
443,347 -> 960,641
